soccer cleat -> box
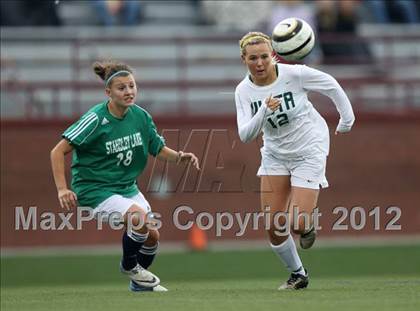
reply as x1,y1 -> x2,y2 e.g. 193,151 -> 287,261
129,280 -> 168,292
278,269 -> 309,290
299,226 -> 316,249
120,263 -> 160,288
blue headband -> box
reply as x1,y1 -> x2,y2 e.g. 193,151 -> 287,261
105,70 -> 131,87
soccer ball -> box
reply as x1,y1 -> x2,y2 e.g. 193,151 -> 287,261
271,17 -> 315,61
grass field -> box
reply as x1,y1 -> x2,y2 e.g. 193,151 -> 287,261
2,245 -> 420,311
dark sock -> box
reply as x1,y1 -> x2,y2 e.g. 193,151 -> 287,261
137,243 -> 159,269
121,230 -> 149,271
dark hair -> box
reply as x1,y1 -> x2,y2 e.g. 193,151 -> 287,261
92,60 -> 133,85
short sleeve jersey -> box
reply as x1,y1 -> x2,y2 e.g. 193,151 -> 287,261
62,101 -> 165,208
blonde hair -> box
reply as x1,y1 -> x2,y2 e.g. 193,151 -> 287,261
239,32 -> 272,55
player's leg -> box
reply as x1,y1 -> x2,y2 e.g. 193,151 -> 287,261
274,186 -> 319,290
289,185 -> 319,249
121,204 -> 150,270
261,175 -> 291,245
127,192 -> 168,292
289,154 -> 328,249
94,194 -> 160,288
129,228 -> 168,292
137,228 -> 159,269
129,192 -> 160,269
120,204 -> 160,288
261,175 -> 308,290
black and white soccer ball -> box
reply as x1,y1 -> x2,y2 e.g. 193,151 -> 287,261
271,17 -> 315,61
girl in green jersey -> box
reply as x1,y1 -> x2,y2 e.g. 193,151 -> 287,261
51,60 -> 200,292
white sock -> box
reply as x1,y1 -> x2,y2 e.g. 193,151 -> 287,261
271,235 -> 306,275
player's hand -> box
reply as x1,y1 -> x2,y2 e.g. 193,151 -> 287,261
176,151 -> 200,170
335,123 -> 352,135
265,94 -> 281,112
58,188 -> 78,210
335,130 -> 351,135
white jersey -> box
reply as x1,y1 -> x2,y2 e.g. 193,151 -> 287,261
234,63 -> 355,160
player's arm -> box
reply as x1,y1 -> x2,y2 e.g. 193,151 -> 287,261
235,90 -> 279,143
146,110 -> 199,170
157,146 -> 200,170
300,65 -> 355,134
50,139 -> 78,210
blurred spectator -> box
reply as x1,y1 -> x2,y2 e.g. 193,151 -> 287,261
269,0 -> 323,64
201,1 -> 271,32
316,0 -> 371,64
269,0 -> 316,31
190,0 -> 208,25
92,0 -> 142,26
0,0 -> 61,26
365,0 -> 419,24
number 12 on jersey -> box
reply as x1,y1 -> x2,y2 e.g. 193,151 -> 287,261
267,113 -> 289,128
267,92 -> 295,128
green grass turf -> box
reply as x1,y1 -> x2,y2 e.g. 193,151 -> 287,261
2,245 -> 420,311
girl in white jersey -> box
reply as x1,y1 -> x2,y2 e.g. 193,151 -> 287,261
235,32 -> 355,290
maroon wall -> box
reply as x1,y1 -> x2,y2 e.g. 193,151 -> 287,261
1,116 -> 420,247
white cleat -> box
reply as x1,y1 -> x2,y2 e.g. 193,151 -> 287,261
278,269 -> 309,290
129,280 -> 168,292
120,263 -> 160,288
152,285 -> 168,292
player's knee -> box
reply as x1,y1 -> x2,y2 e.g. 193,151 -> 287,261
267,228 -> 289,245
291,216 -> 311,235
271,214 -> 289,233
125,206 -> 148,232
130,213 -> 145,227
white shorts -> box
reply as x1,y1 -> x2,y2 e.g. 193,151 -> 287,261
94,192 -> 152,223
257,153 -> 329,189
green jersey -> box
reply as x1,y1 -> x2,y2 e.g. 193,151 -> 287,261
62,101 -> 165,208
